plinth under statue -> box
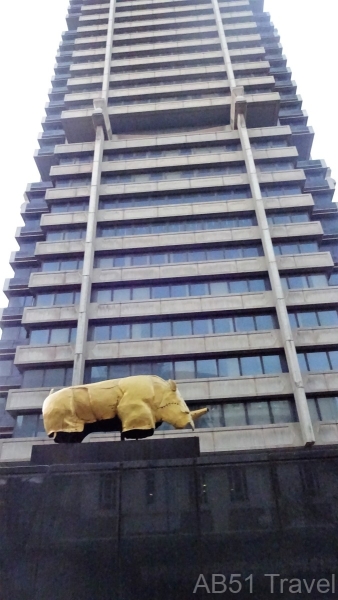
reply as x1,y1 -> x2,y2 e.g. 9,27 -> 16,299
43,375 -> 207,443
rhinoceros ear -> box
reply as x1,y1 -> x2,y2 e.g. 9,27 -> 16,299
168,379 -> 177,391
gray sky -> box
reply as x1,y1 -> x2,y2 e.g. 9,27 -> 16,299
0,0 -> 337,307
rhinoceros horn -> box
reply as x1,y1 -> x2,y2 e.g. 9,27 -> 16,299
190,408 -> 208,422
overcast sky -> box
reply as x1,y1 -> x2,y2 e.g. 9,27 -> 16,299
0,0 -> 337,307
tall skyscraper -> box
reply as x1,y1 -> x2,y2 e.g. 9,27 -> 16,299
0,0 -> 337,456
1,2 -> 338,597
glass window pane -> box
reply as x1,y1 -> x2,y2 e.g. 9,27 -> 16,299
193,319 -> 212,335
131,323 -> 150,339
50,329 -> 70,344
318,310 -> 338,326
249,278 -> 266,292
297,353 -> 308,371
329,351 -> 338,370
288,275 -> 308,289
173,320 -> 192,336
247,401 -> 271,425
307,398 -> 320,422
171,285 -> 188,298
132,254 -> 148,266
131,362 -> 152,375
96,289 -> 112,303
23,369 -> 44,388
196,359 -> 217,378
218,358 -> 240,377
213,317 -> 233,334
241,356 -> 262,376
308,274 -> 328,288
189,250 -> 205,261
151,253 -> 166,265
235,316 -> 255,332
91,365 -> 108,382
152,285 -> 170,299
288,313 -> 298,328
206,249 -> 223,260
108,364 -> 130,379
132,287 -> 150,300
61,260 -> 77,271
92,326 -> 110,341
114,288 -> 131,302
262,354 -> 282,374
152,361 -> 173,379
13,414 -> 38,438
223,403 -> 246,426
36,294 -> 53,307
307,352 -> 330,371
111,324 -> 130,340
192,404 -> 224,428
30,330 -> 49,345
190,282 -> 208,296
152,321 -> 171,337
174,360 -> 195,379
44,368 -> 66,387
255,314 -> 277,330
229,280 -> 248,294
43,261 -> 59,272
55,292 -> 73,305
297,312 -> 318,327
318,397 -> 338,420
210,281 -> 228,295
270,400 -> 295,423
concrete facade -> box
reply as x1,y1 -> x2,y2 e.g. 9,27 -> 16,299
0,0 -> 338,460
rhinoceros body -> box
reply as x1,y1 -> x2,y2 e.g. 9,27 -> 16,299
43,375 -> 207,443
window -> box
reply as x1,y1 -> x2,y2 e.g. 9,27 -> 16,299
289,309 -> 338,328
22,367 -> 73,388
91,277 -> 270,304
94,244 -> 263,269
99,188 -> 251,211
42,258 -> 83,272
298,351 -> 338,372
13,414 -> 47,439
35,290 -> 80,307
84,353 -> 286,383
46,229 -> 86,241
308,396 -> 338,421
97,214 -> 256,238
88,313 -> 278,341
274,241 -> 318,255
281,274 -> 328,290
30,327 -> 77,345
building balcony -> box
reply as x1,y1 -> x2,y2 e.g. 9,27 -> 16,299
14,344 -> 74,367
61,91 -> 280,142
22,304 -> 79,327
28,270 -> 83,291
0,306 -> 24,324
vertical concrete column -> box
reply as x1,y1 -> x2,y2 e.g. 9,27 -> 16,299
237,113 -> 315,446
211,0 -> 236,90
72,126 -> 105,385
102,0 -> 116,104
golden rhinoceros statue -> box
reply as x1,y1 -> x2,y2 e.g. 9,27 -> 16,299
43,375 -> 208,443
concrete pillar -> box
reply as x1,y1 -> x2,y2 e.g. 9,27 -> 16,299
102,0 -> 116,104
237,113 -> 315,446
211,0 -> 236,90
72,126 -> 104,385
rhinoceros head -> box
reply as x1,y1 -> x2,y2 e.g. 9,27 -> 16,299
158,379 -> 208,429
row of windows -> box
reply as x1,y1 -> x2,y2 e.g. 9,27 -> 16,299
281,274 -> 328,291
289,309 -> 338,329
30,327 -> 77,346
42,258 -> 83,272
25,309 -> 338,347
22,367 -> 73,389
85,354 -> 287,383
267,212 -> 310,225
35,290 -> 81,307
298,351 -> 338,373
47,184 -> 304,214
53,162 -> 298,189
56,139 -> 288,166
94,244 -> 263,269
46,229 -> 86,242
97,215 -> 256,238
88,313 -> 278,342
273,241 -> 318,255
